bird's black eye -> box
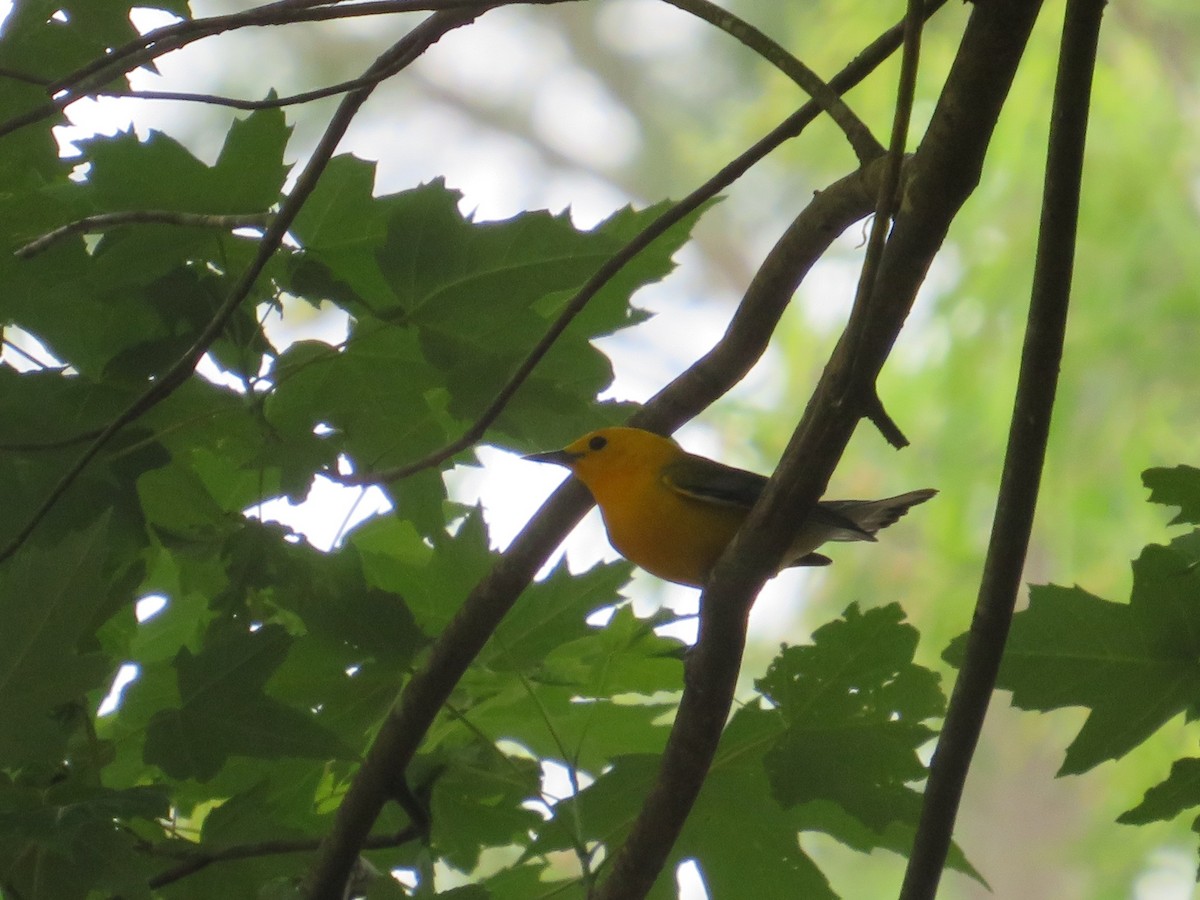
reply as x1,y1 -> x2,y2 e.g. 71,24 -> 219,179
588,434 -> 608,451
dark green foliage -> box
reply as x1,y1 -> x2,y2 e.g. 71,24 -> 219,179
1144,465 -> 1200,526
946,465 -> 1200,871
0,6 -> 714,896
758,604 -> 943,833
529,604 -> 955,899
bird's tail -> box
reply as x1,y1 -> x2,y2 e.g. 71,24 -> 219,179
818,488 -> 938,542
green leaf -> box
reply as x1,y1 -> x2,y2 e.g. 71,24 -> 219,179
264,326 -> 451,533
463,677 -> 674,775
947,536 -> 1200,774
428,743 -> 544,872
534,712 -> 835,900
143,623 -> 353,780
372,184 -> 655,442
350,508 -> 495,633
539,604 -> 685,697
673,707 -> 837,900
280,178 -> 705,457
0,372 -> 163,557
757,603 -> 943,834
0,779 -> 168,900
1144,465 -> 1200,526
1119,758 -> 1200,825
481,861 -> 582,899
287,154 -> 394,312
96,656 -> 184,790
215,520 -> 426,665
83,107 -> 290,214
140,377 -> 312,505
200,762 -> 331,844
137,461 -> 232,541
0,519 -> 116,765
486,559 -> 633,672
128,589 -> 211,664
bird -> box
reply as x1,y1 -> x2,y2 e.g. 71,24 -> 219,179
524,426 -> 935,588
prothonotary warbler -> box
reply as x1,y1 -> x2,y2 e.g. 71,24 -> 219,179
525,426 -> 935,588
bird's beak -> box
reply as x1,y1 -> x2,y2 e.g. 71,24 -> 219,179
522,448 -> 580,468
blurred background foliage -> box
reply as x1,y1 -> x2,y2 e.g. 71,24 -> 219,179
16,0 -> 1200,895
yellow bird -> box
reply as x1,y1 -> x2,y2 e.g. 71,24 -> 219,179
525,426 -> 935,588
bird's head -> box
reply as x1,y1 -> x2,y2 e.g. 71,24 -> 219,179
523,427 -> 681,492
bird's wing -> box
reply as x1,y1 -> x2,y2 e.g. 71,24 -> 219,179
661,455 -> 877,539
660,454 -> 766,509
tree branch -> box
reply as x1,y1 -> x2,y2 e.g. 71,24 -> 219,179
590,2 -> 1047,897
96,72 -> 407,111
0,66 -> 48,86
662,0 -> 884,164
14,211 -> 271,259
0,1 -> 572,143
145,825 -> 422,890
848,0 -> 924,448
0,9 -> 484,565
48,0 -> 543,98
899,0 -> 1104,896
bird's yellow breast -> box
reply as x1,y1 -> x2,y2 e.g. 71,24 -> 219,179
592,470 -> 746,587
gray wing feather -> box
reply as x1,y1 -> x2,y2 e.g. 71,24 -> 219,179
663,456 -> 931,544
661,455 -> 768,508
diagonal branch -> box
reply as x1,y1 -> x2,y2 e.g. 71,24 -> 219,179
144,825 -> 422,890
899,0 -> 1105,896
845,0 -> 924,448
590,1 -> 1047,897
0,9 -> 484,565
0,1 -> 572,143
14,211 -> 271,259
48,0 -> 541,98
662,0 -> 884,163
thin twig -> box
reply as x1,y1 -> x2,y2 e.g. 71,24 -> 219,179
0,10 -> 484,566
0,66 -> 49,86
0,1 -> 570,143
48,0 -> 501,96
843,0 -> 925,448
661,0 -> 884,163
899,0 -> 1103,896
2,337 -> 59,371
54,0 -> 573,98
14,211 -> 271,258
146,826 -> 422,890
97,69 -> 406,111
